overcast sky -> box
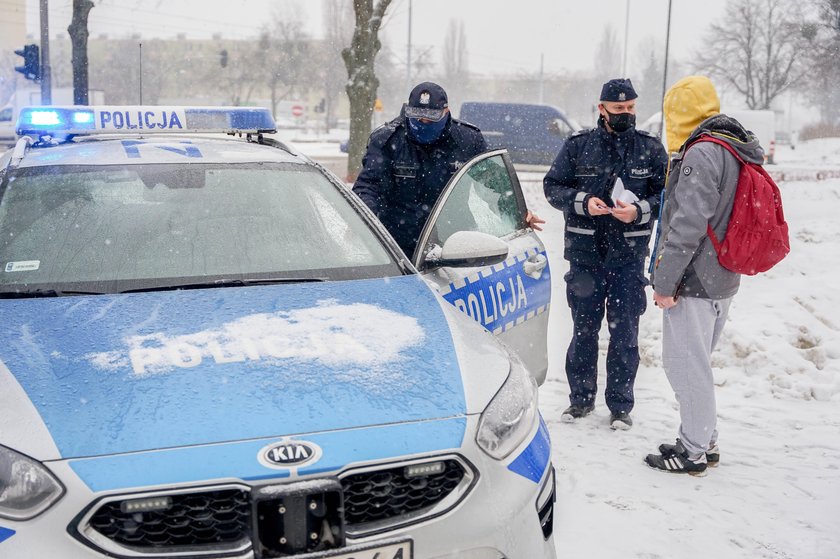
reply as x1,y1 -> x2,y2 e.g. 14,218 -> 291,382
25,0 -> 728,77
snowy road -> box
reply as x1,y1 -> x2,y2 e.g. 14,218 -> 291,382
520,141 -> 840,559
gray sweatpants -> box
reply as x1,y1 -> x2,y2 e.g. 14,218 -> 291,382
662,296 -> 732,458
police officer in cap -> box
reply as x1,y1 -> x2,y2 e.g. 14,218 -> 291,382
354,81 -> 543,257
543,78 -> 667,430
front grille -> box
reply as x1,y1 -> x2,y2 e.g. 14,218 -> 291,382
87,488 -> 250,549
81,459 -> 469,555
342,459 -> 465,526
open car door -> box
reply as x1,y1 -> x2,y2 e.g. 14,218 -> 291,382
413,149 -> 551,384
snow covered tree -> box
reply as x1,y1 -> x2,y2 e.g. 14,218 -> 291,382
0,52 -> 19,105
442,19 -> 469,97
594,25 -> 622,83
342,0 -> 393,180
321,0 -> 354,131
260,7 -> 314,117
692,0 -> 809,110
633,41 -> 664,122
802,0 -> 840,124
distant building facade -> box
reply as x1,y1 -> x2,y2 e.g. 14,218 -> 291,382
0,0 -> 26,51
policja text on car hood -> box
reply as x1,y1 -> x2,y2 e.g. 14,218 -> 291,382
0,275 -> 505,461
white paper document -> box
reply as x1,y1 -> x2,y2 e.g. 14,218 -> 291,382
611,177 -> 639,205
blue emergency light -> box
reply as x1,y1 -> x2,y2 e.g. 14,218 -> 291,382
16,106 -> 277,138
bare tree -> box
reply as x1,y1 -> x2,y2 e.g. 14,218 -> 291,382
692,0 -> 809,109
594,25 -> 622,82
68,0 -> 94,105
802,0 -> 840,124
442,19 -> 469,96
342,0 -> 393,180
210,41 -> 264,106
260,8 -> 314,117
322,0 -> 354,131
0,53 -> 20,105
634,47 -> 662,121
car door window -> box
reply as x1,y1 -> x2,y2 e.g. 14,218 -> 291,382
548,118 -> 572,136
428,154 -> 523,248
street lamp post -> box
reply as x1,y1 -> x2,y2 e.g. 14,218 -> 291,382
622,0 -> 630,76
406,0 -> 412,92
660,0 -> 673,128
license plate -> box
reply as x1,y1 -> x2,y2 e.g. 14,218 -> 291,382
306,539 -> 412,559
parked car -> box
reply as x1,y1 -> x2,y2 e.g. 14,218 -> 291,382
459,102 -> 582,166
638,112 -> 663,139
0,105 -> 556,559
775,129 -> 797,150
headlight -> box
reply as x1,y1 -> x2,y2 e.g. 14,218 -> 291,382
476,357 -> 538,460
0,445 -> 64,520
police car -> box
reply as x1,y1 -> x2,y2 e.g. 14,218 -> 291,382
0,106 -> 555,559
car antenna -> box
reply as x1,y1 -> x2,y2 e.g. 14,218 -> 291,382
138,42 -> 143,105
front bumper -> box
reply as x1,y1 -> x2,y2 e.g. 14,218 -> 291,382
0,416 -> 555,559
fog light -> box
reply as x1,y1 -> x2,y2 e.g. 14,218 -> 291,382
120,496 -> 172,513
404,461 -> 445,478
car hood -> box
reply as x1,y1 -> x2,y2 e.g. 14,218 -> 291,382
0,275 -> 495,461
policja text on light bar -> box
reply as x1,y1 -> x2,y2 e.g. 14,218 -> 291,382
16,106 -> 277,138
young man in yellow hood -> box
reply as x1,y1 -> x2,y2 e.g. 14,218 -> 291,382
646,76 -> 765,475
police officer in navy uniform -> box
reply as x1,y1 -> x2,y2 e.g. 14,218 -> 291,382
354,81 -> 543,258
543,78 -> 668,430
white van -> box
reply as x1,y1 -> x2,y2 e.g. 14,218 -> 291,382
725,109 -> 776,164
641,110 -> 776,164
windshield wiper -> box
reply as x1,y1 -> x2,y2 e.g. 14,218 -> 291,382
0,289 -> 107,298
120,277 -> 326,294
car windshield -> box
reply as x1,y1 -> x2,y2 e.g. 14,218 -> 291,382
0,162 -> 401,294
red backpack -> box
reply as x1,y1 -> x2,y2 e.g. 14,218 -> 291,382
689,135 -> 790,275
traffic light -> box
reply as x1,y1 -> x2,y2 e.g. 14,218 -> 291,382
219,49 -> 228,68
14,44 -> 40,81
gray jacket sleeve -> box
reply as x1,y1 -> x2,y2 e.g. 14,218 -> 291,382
653,143 -> 723,297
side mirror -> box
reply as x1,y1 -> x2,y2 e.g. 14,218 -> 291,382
427,230 -> 509,268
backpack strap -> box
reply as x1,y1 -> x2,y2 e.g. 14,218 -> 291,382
688,134 -> 746,164
685,134 -> 746,256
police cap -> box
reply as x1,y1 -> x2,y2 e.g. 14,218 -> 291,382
600,78 -> 638,102
404,82 -> 449,121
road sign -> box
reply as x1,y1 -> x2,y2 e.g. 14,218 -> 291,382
291,105 -> 304,117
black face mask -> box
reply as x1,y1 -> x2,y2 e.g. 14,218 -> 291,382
603,109 -> 636,133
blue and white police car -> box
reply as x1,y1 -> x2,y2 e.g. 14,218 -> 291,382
0,106 -> 555,559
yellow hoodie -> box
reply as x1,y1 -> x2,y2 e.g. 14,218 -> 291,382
663,76 -> 720,154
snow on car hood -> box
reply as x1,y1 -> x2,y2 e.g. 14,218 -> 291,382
0,276 -> 470,460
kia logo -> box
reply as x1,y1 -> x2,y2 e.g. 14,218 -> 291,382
259,441 -> 321,469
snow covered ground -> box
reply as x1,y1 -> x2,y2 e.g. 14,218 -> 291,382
520,139 -> 840,559
280,136 -> 840,557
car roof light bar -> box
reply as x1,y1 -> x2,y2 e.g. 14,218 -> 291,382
16,106 -> 277,137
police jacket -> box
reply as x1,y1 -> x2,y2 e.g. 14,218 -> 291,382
352,115 -> 487,257
543,118 -> 668,267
